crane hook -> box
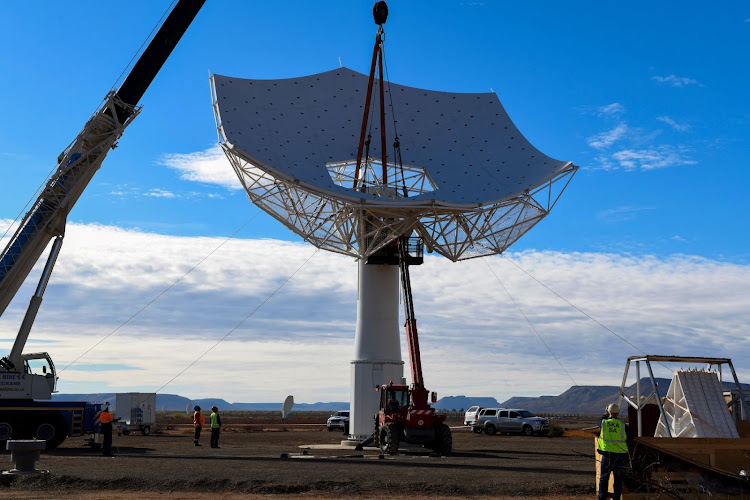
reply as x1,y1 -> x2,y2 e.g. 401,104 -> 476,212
373,1 -> 388,25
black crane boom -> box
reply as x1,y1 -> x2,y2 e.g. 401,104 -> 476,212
117,0 -> 205,108
0,0 -> 206,363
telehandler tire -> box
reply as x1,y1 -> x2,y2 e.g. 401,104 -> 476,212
373,422 -> 380,448
433,423 -> 452,455
380,423 -> 399,454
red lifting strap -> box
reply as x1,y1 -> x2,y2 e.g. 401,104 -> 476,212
354,26 -> 388,190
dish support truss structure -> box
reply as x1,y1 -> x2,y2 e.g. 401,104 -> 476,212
210,69 -> 577,439
217,151 -> 574,263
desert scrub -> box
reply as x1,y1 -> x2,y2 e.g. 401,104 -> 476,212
548,423 -> 564,437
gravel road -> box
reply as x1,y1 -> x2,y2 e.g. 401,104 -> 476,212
0,426 -> 597,499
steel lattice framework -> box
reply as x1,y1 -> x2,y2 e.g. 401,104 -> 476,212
210,69 -> 577,262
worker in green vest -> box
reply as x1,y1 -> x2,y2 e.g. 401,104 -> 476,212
210,406 -> 222,448
597,403 -> 629,500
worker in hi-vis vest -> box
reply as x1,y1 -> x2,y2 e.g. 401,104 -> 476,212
193,406 -> 206,446
210,406 -> 222,448
99,405 -> 117,457
597,403 -> 629,500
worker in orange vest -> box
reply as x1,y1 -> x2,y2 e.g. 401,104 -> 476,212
100,405 -> 116,456
193,405 -> 206,446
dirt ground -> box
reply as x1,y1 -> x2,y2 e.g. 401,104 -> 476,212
0,423 -> 598,499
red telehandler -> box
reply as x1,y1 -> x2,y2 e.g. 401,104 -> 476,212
371,237 -> 452,455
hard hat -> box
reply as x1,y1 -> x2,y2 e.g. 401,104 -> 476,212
211,406 -> 218,412
194,405 -> 201,411
607,403 -> 620,414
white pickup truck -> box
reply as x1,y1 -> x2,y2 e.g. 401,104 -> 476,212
473,408 -> 550,436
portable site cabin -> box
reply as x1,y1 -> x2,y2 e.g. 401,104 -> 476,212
114,392 -> 157,436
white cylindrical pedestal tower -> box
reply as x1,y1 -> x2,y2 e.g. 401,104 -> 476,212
347,260 -> 404,441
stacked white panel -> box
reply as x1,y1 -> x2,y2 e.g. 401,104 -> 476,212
656,370 -> 738,438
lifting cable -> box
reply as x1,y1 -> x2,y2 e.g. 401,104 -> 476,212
84,0 -> 178,119
500,255 -> 648,355
107,0 -> 178,95
380,36 -> 409,198
355,9 -> 392,190
364,56 -> 379,183
483,260 -> 578,387
353,3 -> 408,196
59,211 -> 262,373
154,247 -> 320,393
498,254 -> 676,376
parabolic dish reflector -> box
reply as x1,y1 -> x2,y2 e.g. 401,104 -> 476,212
211,68 -> 576,261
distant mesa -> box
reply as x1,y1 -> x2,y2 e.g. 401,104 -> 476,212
54,378 -> 749,414
52,394 -> 349,412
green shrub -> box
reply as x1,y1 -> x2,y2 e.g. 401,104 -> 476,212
547,423 -> 564,437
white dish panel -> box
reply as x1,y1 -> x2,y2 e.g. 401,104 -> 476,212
213,68 -> 569,206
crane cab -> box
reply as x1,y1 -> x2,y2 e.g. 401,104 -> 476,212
0,352 -> 56,400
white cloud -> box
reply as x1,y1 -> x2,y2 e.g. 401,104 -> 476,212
597,103 -> 625,117
144,188 -> 177,198
585,118 -> 694,171
0,218 -> 18,240
652,75 -> 704,87
108,184 -> 141,198
108,184 -> 223,201
587,123 -> 628,150
597,206 -> 654,223
657,116 -> 690,132
159,145 -> 241,190
611,145 -> 697,170
3,224 -> 750,403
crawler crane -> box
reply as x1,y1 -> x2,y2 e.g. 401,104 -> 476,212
0,0 -> 205,449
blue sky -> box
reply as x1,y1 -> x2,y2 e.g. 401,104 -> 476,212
0,1 -> 749,403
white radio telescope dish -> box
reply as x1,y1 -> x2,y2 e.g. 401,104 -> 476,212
210,9 -> 577,441
211,68 -> 575,262
281,395 -> 294,419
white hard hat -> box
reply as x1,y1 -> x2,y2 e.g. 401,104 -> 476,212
607,403 -> 620,414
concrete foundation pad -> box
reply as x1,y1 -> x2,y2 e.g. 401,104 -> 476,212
299,443 -> 375,450
4,440 -> 48,475
299,442 -> 426,451
2,468 -> 49,475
